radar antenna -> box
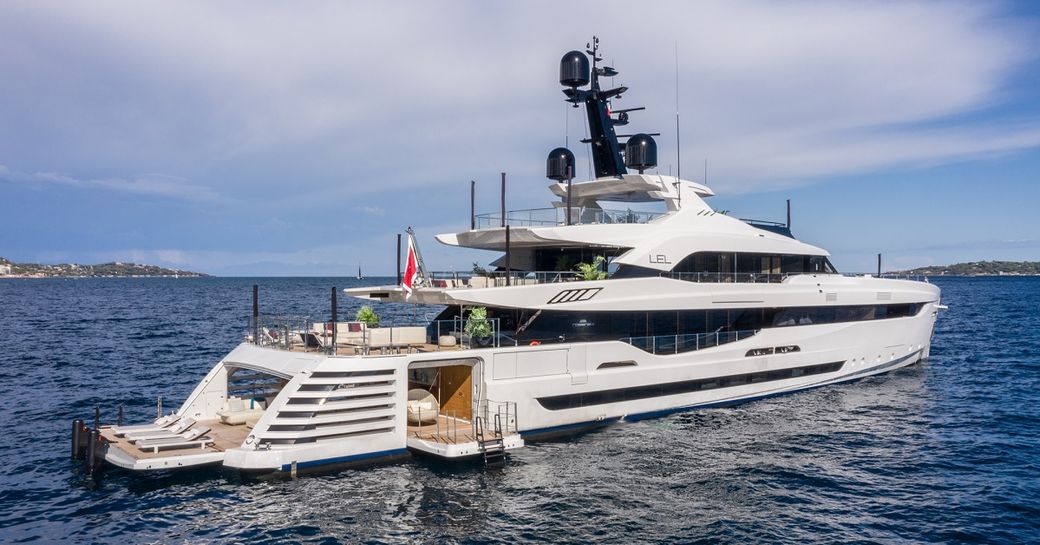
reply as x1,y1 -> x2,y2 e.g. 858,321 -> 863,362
553,38 -> 659,179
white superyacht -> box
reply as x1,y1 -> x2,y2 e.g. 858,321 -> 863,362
78,39 -> 941,475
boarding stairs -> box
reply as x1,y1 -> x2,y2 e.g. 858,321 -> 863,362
475,414 -> 506,467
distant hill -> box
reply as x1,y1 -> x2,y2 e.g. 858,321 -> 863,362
895,261 -> 1040,276
0,257 -> 209,278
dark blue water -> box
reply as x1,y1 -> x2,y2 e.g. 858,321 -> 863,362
0,277 -> 1037,544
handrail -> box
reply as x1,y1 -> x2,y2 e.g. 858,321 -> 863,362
251,314 -> 510,353
662,272 -> 792,284
474,206 -> 663,229
738,217 -> 787,227
477,399 -> 518,436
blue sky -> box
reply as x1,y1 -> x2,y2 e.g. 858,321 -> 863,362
1,1 -> 1038,275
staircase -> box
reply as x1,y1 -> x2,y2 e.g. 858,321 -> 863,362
475,414 -> 507,467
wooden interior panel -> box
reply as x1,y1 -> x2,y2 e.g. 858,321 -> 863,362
437,365 -> 472,420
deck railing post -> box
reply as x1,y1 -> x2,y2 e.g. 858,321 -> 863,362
87,429 -> 99,475
500,172 -> 506,228
252,284 -> 259,345
505,226 -> 511,286
330,287 -> 338,355
72,419 -> 84,460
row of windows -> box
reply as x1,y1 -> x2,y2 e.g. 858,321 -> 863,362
511,303 -> 924,344
536,361 -> 845,410
672,252 -> 837,276
746,345 -> 800,357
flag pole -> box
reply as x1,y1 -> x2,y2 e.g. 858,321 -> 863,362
406,227 -> 432,287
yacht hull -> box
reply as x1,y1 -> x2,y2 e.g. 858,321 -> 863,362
99,298 -> 937,475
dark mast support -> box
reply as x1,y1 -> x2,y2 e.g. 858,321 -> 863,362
877,253 -> 882,277
500,172 -> 506,227
505,225 -> 511,286
470,180 -> 476,230
396,234 -> 402,285
561,37 -> 628,178
566,165 -> 573,226
786,199 -> 792,229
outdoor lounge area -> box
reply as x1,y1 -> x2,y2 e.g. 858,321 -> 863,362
251,315 -> 505,356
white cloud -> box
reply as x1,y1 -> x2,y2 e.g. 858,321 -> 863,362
0,0 -> 1035,197
353,205 -> 385,217
0,164 -> 223,202
1,1 -> 1039,273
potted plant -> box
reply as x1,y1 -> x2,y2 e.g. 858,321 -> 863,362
576,256 -> 608,281
464,306 -> 493,347
355,305 -> 380,328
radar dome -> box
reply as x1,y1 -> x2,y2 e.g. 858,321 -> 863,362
546,147 -> 576,181
624,134 -> 657,173
559,51 -> 590,88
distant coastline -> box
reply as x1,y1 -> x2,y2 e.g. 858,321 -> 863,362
892,260 -> 1040,277
0,257 -> 209,278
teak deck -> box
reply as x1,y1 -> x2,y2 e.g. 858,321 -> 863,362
100,419 -> 250,460
408,414 -> 477,445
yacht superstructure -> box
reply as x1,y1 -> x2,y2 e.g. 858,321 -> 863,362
76,39 -> 941,476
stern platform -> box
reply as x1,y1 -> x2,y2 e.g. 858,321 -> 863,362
98,420 -> 249,471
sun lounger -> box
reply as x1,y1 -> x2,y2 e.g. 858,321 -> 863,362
111,414 -> 181,437
136,425 -> 210,446
126,417 -> 196,443
136,427 -> 213,453
137,438 -> 214,454
298,331 -> 329,350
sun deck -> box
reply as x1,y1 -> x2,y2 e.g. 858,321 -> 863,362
99,419 -> 250,470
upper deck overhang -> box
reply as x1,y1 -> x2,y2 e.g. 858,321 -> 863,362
547,173 -> 714,204
345,274 -> 939,312
436,223 -> 646,251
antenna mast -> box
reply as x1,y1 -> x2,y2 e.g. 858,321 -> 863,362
675,41 -> 681,184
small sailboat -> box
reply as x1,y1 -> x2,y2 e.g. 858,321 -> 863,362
357,264 -> 363,280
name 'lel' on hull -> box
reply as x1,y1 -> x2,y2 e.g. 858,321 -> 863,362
74,37 -> 942,477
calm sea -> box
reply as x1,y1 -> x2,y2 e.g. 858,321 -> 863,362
0,276 -> 1037,544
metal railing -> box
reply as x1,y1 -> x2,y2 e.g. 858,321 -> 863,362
249,314 -> 514,354
249,314 -> 313,350
665,271 -> 931,284
844,272 -> 930,282
620,329 -> 759,355
423,269 -> 588,288
476,399 -> 518,436
413,407 -> 461,443
662,272 -> 793,284
412,402 -> 517,445
475,207 -> 663,229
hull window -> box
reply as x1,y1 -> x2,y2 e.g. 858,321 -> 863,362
536,360 -> 845,410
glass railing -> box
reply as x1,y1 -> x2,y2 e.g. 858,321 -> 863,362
474,207 -> 663,229
248,314 -> 516,355
427,269 -> 584,288
620,329 -> 759,355
662,272 -> 792,284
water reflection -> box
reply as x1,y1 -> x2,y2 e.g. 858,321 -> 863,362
1,277 -> 1038,543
